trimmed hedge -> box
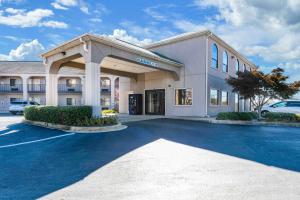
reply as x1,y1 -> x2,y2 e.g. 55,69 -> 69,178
216,112 -> 258,121
264,112 -> 300,122
24,106 -> 92,126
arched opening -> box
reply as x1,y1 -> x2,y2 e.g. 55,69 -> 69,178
211,43 -> 218,69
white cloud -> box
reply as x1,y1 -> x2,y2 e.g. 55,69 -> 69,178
105,29 -> 152,46
51,2 -> 68,10
0,8 -> 68,28
51,0 -> 89,14
39,20 -> 68,29
0,39 -> 45,61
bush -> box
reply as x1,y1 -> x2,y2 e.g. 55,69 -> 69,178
24,106 -> 93,126
264,112 -> 300,122
216,112 -> 258,121
76,116 -> 118,126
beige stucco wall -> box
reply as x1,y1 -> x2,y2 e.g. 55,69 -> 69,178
147,36 -> 207,116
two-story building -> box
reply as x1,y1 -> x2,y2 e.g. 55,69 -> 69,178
1,30 -> 257,116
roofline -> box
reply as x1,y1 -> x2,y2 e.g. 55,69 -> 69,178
145,30 -> 257,68
41,34 -> 184,68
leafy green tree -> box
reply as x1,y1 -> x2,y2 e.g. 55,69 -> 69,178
227,68 -> 300,119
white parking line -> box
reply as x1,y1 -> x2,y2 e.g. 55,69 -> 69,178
0,133 -> 75,149
0,130 -> 19,137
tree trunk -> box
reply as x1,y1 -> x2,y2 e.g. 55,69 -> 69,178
257,106 -> 263,120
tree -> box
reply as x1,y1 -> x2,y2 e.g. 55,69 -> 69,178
226,68 -> 300,119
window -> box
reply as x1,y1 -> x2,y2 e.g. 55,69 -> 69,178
235,59 -> 239,73
10,79 -> 16,86
287,101 -> 300,107
210,89 -> 219,105
222,51 -> 228,72
66,98 -> 75,106
175,88 -> 192,105
101,77 -> 111,87
101,97 -> 111,107
10,98 -> 17,103
211,43 -> 218,69
66,79 -> 76,87
272,101 -> 287,108
235,93 -> 239,112
243,64 -> 246,72
221,91 -> 228,106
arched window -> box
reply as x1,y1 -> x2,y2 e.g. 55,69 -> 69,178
243,64 -> 246,72
235,59 -> 239,73
211,43 -> 218,69
222,51 -> 228,72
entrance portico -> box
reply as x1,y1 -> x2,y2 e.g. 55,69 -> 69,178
41,34 -> 183,116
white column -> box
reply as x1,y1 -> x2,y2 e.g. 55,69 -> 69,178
110,76 -> 116,110
22,75 -> 29,100
80,76 -> 85,105
85,62 -> 101,117
46,74 -> 58,105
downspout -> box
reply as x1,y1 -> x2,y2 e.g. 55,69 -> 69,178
205,32 -> 213,117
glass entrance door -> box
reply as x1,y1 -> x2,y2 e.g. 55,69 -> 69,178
145,89 -> 165,115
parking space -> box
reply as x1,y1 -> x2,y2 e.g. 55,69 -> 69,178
0,116 -> 299,200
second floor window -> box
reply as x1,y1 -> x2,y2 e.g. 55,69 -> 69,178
222,51 -> 228,72
211,43 -> 218,69
66,79 -> 76,87
10,79 -> 16,86
235,59 -> 239,74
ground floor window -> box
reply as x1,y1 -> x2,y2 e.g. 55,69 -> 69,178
221,91 -> 228,106
175,88 -> 192,105
235,93 -> 239,112
101,97 -> 111,107
10,98 -> 17,103
210,89 -> 219,105
66,98 -> 75,106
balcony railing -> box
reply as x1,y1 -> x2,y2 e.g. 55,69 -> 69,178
28,84 -> 45,93
58,84 -> 82,93
0,84 -> 23,93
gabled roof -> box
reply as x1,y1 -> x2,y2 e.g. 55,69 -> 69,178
41,34 -> 184,67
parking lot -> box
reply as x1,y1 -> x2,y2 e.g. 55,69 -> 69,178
0,115 -> 300,200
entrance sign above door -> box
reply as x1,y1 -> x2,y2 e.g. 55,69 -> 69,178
136,57 -> 158,68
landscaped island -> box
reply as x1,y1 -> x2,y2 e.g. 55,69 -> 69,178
24,106 -> 119,129
216,112 -> 300,123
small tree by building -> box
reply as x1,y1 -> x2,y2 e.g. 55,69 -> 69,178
227,68 -> 300,118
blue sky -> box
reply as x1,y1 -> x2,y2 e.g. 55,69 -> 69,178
0,0 -> 300,95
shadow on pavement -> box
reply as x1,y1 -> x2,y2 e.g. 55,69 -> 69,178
0,118 -> 299,199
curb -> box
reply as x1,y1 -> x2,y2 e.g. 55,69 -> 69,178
166,117 -> 300,128
23,120 -> 128,133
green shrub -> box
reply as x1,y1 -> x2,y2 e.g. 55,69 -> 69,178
264,112 -> 300,122
216,112 -> 258,121
75,116 -> 118,127
24,106 -> 92,126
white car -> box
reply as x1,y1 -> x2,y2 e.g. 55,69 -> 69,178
9,100 -> 40,115
261,101 -> 300,116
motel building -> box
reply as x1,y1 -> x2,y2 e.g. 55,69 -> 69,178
0,30 -> 256,117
